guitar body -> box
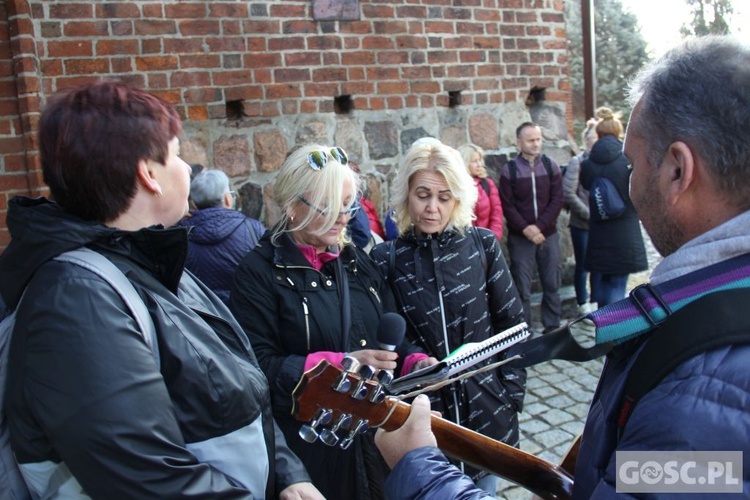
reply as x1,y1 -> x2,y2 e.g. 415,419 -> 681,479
293,361 -> 575,499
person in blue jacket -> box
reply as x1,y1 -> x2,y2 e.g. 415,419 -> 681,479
373,35 -> 750,499
180,169 -> 265,304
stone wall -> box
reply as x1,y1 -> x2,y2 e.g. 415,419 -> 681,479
0,0 -> 574,250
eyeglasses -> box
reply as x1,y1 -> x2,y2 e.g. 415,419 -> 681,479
297,195 -> 360,218
307,147 -> 349,170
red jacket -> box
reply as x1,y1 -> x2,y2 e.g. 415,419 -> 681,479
472,177 -> 504,241
361,197 -> 385,239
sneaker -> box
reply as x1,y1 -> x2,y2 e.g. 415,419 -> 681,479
577,302 -> 597,316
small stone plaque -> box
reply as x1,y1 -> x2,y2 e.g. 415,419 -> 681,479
313,0 -> 360,21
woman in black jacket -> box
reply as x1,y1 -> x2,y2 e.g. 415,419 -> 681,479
370,139 -> 526,495
230,145 -> 432,500
580,107 -> 648,306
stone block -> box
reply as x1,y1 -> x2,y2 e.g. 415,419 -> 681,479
213,134 -> 251,177
364,121 -> 398,160
296,120 -> 328,146
254,130 -> 287,173
468,113 -> 499,150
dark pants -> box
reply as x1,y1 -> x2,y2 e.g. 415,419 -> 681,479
570,226 -> 590,305
590,272 -> 629,306
507,231 -> 562,330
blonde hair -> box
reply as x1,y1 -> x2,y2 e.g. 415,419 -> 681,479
272,144 -> 360,247
390,141 -> 477,237
458,143 -> 488,179
595,106 -> 624,139
582,118 -> 599,152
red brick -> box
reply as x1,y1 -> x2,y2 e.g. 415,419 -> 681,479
148,73 -> 169,88
97,39 -> 138,56
0,172 -> 29,191
378,81 -> 408,95
347,67 -> 365,81
209,3 -> 249,17
223,86 -> 262,101
213,70 -> 253,87
285,51 -> 323,69
179,54 -> 221,69
274,68 -> 310,83
50,3 -> 94,19
163,39 -> 205,53
427,51 -> 458,64
474,36 -> 501,49
362,36 -> 394,50
308,36 -> 342,51
395,6 -> 427,18
424,21 -> 453,34
342,52 -> 375,65
270,3 -> 307,18
242,21 -> 281,35
243,52 -> 281,69
377,52 -> 408,65
302,82 -> 338,97
164,3 -> 207,18
207,37 -> 246,53
64,58 -> 109,75
386,96 -> 404,109
111,21 -> 132,37
141,38 -> 162,54
179,20 -> 220,37
111,57 -> 133,73
135,55 -> 178,71
311,67 -> 346,83
134,20 -> 178,36
63,21 -> 109,37
267,84 -> 303,99
363,5 -> 394,17
187,105 -> 208,121
281,100 -> 299,115
342,81 -> 374,95
368,97 -> 386,111
268,37 -> 305,51
300,100 -> 317,114
410,81 -> 440,93
96,3 -> 140,18
366,67 -> 399,81
170,71 -> 212,88
444,37 -> 473,50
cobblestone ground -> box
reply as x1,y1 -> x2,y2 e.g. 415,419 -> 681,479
494,226 -> 660,498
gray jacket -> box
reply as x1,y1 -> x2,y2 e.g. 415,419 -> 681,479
563,152 -> 590,230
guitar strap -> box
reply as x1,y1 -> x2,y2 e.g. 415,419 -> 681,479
507,252 -> 750,368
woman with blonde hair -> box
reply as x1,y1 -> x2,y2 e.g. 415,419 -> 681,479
458,143 -> 504,241
370,140 -> 525,495
229,144 -> 430,500
580,107 -> 647,305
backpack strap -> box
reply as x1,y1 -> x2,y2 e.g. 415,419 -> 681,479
541,154 -> 553,178
470,227 -> 488,275
54,248 -> 159,368
508,160 -> 517,191
387,239 -> 396,283
478,178 -> 491,197
617,288 -> 750,439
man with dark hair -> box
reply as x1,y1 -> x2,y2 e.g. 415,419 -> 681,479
374,35 -> 750,498
499,122 -> 564,334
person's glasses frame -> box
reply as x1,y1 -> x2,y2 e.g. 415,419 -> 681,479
307,147 -> 348,170
297,195 -> 361,218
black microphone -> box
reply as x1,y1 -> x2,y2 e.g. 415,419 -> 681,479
377,312 -> 406,351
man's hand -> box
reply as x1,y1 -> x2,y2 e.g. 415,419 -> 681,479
375,394 -> 437,469
278,481 -> 325,500
347,349 -> 398,371
522,224 -> 545,245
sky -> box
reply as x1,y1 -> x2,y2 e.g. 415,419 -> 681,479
619,0 -> 750,56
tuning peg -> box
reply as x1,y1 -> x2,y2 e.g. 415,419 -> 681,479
298,408 -> 333,443
352,365 -> 376,400
334,356 -> 360,393
376,369 -> 393,387
341,356 -> 360,373
320,413 -> 352,447
339,419 -> 369,450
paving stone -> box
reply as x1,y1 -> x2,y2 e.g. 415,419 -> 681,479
529,385 -> 558,399
539,408 -> 575,426
533,428 -> 575,448
522,402 -> 551,416
546,394 -> 575,408
521,418 -> 551,434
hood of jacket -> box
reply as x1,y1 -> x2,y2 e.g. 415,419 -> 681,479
588,135 -> 624,165
0,196 -> 189,308
179,206 -> 246,245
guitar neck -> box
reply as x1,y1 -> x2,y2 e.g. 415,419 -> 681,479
382,397 -> 574,499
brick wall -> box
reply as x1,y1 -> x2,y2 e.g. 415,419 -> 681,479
0,0 -> 573,249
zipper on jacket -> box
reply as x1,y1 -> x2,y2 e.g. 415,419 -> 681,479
368,286 -> 381,304
302,296 -> 311,350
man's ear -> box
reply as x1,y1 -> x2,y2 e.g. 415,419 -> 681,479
136,159 -> 162,197
663,141 -> 695,206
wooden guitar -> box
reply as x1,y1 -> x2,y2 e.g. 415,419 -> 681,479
292,360 -> 576,500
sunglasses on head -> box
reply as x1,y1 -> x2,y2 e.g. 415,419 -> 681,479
307,147 -> 349,170
297,195 -> 361,218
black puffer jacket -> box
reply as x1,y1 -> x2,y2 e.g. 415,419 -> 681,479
229,231 -> 419,500
0,196 -> 309,499
580,135 -> 648,274
370,227 -> 527,481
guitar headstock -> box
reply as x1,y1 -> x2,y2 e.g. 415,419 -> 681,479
292,358 -> 403,449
